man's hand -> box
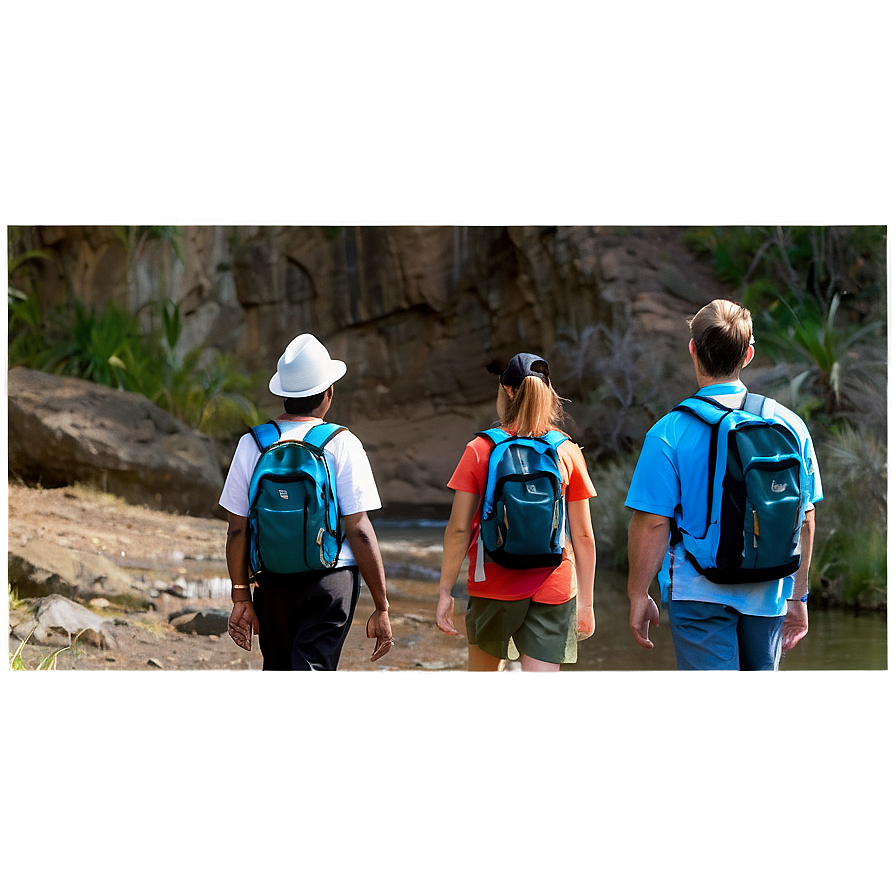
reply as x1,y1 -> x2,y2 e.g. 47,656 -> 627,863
629,594 -> 660,649
576,600 -> 595,642
626,511 -> 669,650
366,609 -> 394,662
228,600 -> 259,652
436,592 -> 458,636
782,599 -> 808,652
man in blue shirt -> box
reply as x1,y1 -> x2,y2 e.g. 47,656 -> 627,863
625,299 -> 822,670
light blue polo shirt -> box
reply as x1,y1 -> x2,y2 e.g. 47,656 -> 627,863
625,381 -> 823,617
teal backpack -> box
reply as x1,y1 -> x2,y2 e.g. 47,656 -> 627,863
672,393 -> 806,584
473,428 -> 569,582
247,421 -> 346,578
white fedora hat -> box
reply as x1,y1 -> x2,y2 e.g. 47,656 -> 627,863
269,334 -> 347,398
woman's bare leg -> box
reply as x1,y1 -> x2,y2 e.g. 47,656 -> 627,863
468,644 -> 505,671
519,654 -> 560,672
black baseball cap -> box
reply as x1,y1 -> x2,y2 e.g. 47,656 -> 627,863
500,353 -> 551,388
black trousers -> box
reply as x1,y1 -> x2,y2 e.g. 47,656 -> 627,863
253,567 -> 361,671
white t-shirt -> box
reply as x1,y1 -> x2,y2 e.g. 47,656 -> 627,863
219,420 -> 382,567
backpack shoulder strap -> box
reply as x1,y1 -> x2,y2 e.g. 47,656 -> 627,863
742,392 -> 777,419
541,429 -> 570,449
302,422 -> 348,450
673,395 -> 732,426
672,397 -> 730,536
475,427 -> 512,447
249,420 -> 283,451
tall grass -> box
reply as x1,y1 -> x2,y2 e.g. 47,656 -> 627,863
9,634 -> 73,671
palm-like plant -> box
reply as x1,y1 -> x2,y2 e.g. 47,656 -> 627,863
687,225 -> 887,428
39,301 -> 149,391
148,302 -> 264,435
757,293 -> 883,417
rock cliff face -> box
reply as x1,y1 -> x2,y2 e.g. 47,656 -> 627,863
13,225 -> 728,512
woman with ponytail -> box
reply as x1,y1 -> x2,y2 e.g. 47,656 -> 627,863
436,353 -> 597,671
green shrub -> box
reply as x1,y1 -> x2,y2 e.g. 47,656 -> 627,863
587,452 -> 639,570
810,426 -> 887,608
8,248 -> 57,368
40,301 -> 153,390
556,323 -> 680,460
151,343 -> 265,436
685,224 -> 887,430
7,293 -> 262,438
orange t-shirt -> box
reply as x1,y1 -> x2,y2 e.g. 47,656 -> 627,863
447,431 -> 597,604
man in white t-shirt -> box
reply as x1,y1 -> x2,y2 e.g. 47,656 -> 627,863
220,334 -> 393,670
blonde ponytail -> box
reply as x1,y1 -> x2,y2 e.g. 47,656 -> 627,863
498,376 -> 565,437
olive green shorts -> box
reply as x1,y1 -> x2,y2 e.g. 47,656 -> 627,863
465,595 -> 578,665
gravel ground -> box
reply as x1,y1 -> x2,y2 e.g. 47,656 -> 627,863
7,482 -> 467,672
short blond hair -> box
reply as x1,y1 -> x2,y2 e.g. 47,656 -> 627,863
688,299 -> 753,378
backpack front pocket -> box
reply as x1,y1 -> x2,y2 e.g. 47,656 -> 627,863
742,457 -> 802,569
496,474 -> 559,556
253,478 -> 309,574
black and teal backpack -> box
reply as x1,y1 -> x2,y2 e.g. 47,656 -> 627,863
247,421 -> 345,578
473,428 -> 569,582
672,392 -> 806,584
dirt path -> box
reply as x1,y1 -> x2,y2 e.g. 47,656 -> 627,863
7,482 -> 467,671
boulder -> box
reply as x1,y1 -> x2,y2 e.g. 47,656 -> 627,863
11,594 -> 116,649
8,538 -> 136,601
169,609 -> 230,636
7,367 -> 224,516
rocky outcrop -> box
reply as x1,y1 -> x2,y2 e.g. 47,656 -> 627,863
11,225 -> 730,510
8,537 -> 137,601
8,367 -> 224,516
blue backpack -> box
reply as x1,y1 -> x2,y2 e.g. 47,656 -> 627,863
473,427 -> 569,582
247,420 -> 346,578
672,393 -> 806,584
